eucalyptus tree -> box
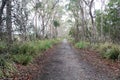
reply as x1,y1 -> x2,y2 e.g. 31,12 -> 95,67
107,0 -> 120,43
49,3 -> 63,38
0,0 -> 13,43
67,0 -> 92,42
0,0 -> 8,26
67,0 -> 82,42
33,0 -> 60,39
6,0 -> 12,43
82,0 -> 99,43
0,0 -> 36,42
13,0 -> 30,41
0,0 -> 8,40
100,0 -> 105,39
95,0 -> 120,43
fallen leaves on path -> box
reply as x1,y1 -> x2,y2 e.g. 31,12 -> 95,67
1,45 -> 57,80
76,48 -> 120,79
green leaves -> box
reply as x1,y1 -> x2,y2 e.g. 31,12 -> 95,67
94,42 -> 120,60
53,20 -> 60,27
95,0 -> 120,42
75,41 -> 90,49
13,54 -> 33,66
34,2 -> 42,10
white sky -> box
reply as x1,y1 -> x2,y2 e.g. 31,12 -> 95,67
95,0 -> 108,10
60,0 -> 109,21
59,0 -> 108,9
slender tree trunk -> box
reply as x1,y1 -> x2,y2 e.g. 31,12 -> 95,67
100,0 -> 105,41
75,19 -> 79,42
6,0 -> 12,43
0,0 -> 8,25
80,8 -> 86,41
89,0 -> 97,43
34,0 -> 38,39
42,16 -> 45,39
0,0 -> 8,40
78,0 -> 85,41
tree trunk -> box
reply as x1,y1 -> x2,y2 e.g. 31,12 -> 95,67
0,0 -> 8,25
100,0 -> 105,41
89,0 -> 97,43
0,0 -> 8,40
6,0 -> 12,43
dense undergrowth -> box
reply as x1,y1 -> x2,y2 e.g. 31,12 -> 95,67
75,41 -> 90,49
0,39 -> 59,78
75,41 -> 120,60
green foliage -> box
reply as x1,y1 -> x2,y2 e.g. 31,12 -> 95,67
75,41 -> 90,49
19,43 -> 36,55
95,0 -> 120,42
96,43 -> 112,53
0,39 -> 59,78
13,54 -> 33,66
11,39 -> 59,55
69,27 -> 76,38
68,38 -> 74,43
94,43 -> 120,60
95,10 -> 109,36
11,43 -> 20,54
103,48 -> 119,60
92,43 -> 99,50
0,42 -> 7,53
35,39 -> 58,52
11,43 -> 37,56
35,2 -> 42,9
11,39 -> 59,65
53,20 -> 60,27
0,56 -> 16,77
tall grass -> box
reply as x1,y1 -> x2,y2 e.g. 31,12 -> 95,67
75,41 -> 120,60
0,39 -> 59,77
10,39 -> 59,65
0,56 -> 16,78
13,54 -> 33,65
75,41 -> 90,49
0,41 -> 7,53
93,42 -> 120,60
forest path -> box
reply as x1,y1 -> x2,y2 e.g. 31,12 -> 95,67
38,39 -> 113,80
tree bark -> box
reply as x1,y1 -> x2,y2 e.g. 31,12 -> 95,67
6,0 -> 12,43
0,0 -> 8,25
89,0 -> 97,43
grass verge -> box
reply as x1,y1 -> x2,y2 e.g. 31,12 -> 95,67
0,39 -> 59,78
75,41 -> 120,60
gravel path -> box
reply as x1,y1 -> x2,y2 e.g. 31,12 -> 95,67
38,39 -> 114,80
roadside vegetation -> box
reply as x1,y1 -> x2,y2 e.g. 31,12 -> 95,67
0,0 -> 120,79
74,41 -> 120,60
0,39 -> 59,78
68,0 -> 120,61
0,0 -> 63,78
75,41 -> 90,49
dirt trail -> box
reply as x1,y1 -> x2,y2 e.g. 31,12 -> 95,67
38,39 -> 114,80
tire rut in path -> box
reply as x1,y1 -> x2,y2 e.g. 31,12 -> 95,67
38,39 -> 113,80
